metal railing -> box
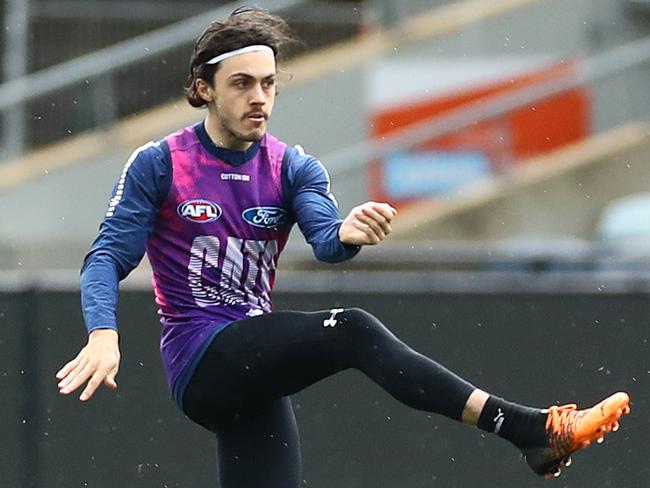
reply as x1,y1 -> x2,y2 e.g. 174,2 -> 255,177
0,0 -> 512,161
2,1 -> 649,169
0,0 -> 306,111
0,0 -> 307,159
323,35 -> 650,179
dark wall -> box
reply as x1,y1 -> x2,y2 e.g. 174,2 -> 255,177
1,287 -> 648,488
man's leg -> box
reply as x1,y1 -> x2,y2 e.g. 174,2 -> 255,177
462,389 -> 489,424
183,307 -> 630,478
213,397 -> 301,488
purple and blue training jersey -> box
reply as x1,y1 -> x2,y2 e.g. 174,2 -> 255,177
81,122 -> 359,406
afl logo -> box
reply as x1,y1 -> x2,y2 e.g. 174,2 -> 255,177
178,199 -> 222,223
242,206 -> 287,228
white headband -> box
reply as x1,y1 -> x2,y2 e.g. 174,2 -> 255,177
205,45 -> 274,65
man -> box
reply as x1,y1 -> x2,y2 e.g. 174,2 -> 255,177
56,7 -> 630,487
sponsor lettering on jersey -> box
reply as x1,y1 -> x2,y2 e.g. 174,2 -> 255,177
178,199 -> 222,223
221,173 -> 251,182
242,206 -> 287,228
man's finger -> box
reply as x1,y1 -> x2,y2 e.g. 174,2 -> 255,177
356,212 -> 385,240
57,357 -> 89,389
352,220 -> 380,244
369,203 -> 397,221
59,363 -> 94,395
360,207 -> 391,234
104,368 -> 119,389
56,357 -> 80,380
80,371 -> 107,401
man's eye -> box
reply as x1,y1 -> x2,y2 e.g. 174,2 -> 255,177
263,79 -> 276,88
234,79 -> 248,88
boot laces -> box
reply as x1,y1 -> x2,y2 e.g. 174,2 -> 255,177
545,404 -> 582,455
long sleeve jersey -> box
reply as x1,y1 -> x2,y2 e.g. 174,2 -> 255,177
81,122 -> 359,405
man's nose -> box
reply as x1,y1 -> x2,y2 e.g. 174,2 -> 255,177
250,82 -> 266,104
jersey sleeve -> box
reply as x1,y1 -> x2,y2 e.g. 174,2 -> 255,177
81,141 -> 171,333
282,146 -> 360,263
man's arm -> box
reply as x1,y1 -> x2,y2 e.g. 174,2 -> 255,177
57,141 -> 171,401
283,146 -> 396,262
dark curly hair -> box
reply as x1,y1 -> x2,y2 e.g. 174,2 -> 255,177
184,7 -> 299,108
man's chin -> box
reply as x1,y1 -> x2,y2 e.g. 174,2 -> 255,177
240,128 -> 266,142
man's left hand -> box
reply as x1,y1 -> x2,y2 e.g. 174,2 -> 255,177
339,201 -> 397,246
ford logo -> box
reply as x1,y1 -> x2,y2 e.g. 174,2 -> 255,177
177,199 -> 222,223
242,207 -> 287,228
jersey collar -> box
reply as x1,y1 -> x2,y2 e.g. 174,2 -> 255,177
194,121 -> 261,166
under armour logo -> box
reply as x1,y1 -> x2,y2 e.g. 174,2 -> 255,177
493,408 -> 505,434
323,308 -> 345,327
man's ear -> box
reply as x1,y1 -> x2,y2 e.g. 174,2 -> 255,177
195,78 -> 215,103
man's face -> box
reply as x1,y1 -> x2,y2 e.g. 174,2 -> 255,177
209,50 -> 277,149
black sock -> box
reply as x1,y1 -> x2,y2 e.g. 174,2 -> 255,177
477,395 -> 548,449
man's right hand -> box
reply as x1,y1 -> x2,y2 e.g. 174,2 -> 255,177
56,328 -> 121,401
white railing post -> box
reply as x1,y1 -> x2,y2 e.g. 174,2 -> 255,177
2,0 -> 29,160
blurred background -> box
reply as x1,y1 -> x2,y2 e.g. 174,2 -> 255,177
1,0 -> 649,487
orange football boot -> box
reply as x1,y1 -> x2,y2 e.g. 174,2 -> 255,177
522,391 -> 631,478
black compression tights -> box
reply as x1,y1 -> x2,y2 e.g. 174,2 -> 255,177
182,308 -> 476,488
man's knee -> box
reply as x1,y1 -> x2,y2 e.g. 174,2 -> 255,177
320,307 -> 391,342
339,307 -> 387,335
